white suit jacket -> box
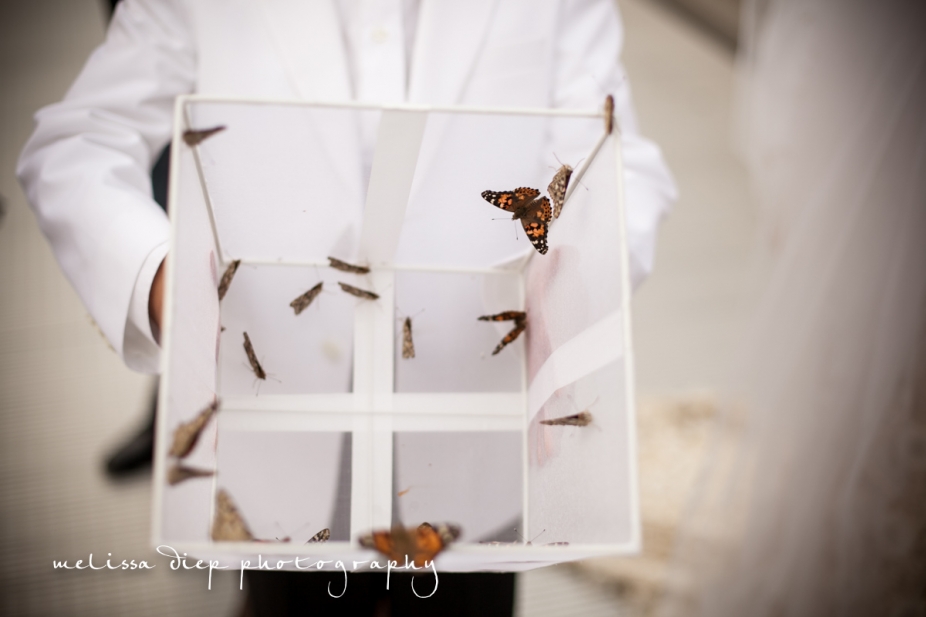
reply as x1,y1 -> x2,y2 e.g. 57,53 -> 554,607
17,0 -> 677,373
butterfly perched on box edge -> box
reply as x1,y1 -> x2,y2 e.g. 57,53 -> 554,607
480,187 -> 551,255
217,259 -> 240,301
183,125 -> 226,147
358,522 -> 461,569
306,528 -> 331,543
547,165 -> 573,219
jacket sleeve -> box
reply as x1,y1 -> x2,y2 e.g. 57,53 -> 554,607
16,0 -> 195,372
553,0 -> 678,287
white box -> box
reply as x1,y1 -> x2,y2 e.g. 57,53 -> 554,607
152,95 -> 639,572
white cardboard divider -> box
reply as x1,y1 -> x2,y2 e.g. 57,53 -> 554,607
352,111 -> 428,538
526,310 -> 624,422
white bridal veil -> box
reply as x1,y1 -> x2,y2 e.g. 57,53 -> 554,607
662,0 -> 926,614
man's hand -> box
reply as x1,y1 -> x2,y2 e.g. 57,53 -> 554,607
149,257 -> 166,341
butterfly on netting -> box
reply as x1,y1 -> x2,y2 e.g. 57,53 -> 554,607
166,463 -> 214,486
242,332 -> 266,380
480,187 -> 552,255
359,522 -> 461,568
540,411 -> 592,427
540,395 -> 599,428
211,489 -> 254,542
401,317 -> 416,359
169,399 -> 219,458
478,311 -> 528,356
290,281 -> 323,315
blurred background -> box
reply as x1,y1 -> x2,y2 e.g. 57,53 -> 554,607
0,0 -> 800,614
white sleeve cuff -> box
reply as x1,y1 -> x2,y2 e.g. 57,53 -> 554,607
123,241 -> 169,374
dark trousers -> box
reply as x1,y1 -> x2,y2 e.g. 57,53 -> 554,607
244,571 -> 516,617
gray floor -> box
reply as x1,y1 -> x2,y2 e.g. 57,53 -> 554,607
0,0 -> 753,614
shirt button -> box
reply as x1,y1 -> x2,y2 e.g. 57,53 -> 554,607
371,28 -> 388,44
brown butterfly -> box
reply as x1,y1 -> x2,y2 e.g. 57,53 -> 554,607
402,317 -> 415,359
242,332 -> 266,380
478,311 -> 528,356
167,464 -> 215,486
169,399 -> 219,458
328,256 -> 370,274
183,126 -> 226,147
480,187 -> 552,255
338,282 -> 379,301
359,522 -> 461,568
540,411 -> 593,427
211,489 -> 254,542
547,164 -> 573,219
217,259 -> 241,301
306,528 -> 331,543
290,281 -> 323,315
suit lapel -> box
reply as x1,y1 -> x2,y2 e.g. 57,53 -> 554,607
409,0 -> 500,105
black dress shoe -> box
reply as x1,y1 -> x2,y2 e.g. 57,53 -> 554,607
104,388 -> 157,477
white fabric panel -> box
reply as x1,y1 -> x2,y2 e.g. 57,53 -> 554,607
215,431 -> 346,542
156,141 -> 222,544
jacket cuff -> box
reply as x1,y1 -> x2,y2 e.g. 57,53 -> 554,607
123,240 -> 169,374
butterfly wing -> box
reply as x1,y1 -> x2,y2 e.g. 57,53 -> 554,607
212,490 -> 254,541
480,187 -> 541,213
478,311 -> 527,323
492,320 -> 527,355
519,196 -> 552,255
411,524 -> 447,568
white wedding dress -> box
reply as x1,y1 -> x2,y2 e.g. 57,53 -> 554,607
661,1 -> 926,614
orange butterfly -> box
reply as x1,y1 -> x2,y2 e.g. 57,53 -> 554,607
358,522 -> 461,568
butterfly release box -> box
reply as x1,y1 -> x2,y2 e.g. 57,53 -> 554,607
153,95 -> 640,572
